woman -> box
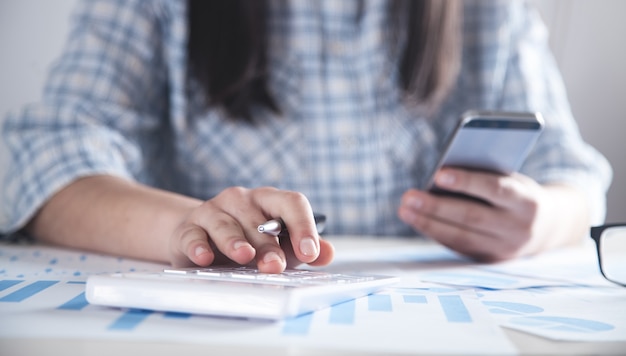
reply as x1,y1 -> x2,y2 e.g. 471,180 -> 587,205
0,0 -> 611,273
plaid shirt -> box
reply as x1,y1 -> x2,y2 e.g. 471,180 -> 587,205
1,0 -> 612,236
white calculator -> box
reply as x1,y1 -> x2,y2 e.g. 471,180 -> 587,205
85,266 -> 399,320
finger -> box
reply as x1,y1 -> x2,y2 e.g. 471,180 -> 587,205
208,187 -> 288,272
281,237 -> 335,268
234,211 -> 289,273
433,168 -> 526,210
307,239 -> 335,266
398,191 -> 523,261
398,202 -> 516,261
400,189 -> 501,237
171,224 -> 215,268
250,188 -> 321,264
186,205 -> 257,266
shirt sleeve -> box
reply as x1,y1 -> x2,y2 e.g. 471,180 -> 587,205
0,0 -> 170,233
492,0 -> 612,225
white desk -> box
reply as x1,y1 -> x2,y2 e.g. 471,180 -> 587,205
1,237 -> 625,355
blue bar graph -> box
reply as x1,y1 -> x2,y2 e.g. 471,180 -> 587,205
368,294 -> 392,312
108,309 -> 154,330
438,295 -> 472,323
0,277 -> 475,335
0,280 -> 58,302
0,280 -> 23,292
329,299 -> 356,324
58,292 -> 89,311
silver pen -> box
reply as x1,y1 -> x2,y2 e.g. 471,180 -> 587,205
257,213 -> 326,238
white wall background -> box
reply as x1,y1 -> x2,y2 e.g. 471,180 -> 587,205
533,0 -> 626,223
1,0 -> 624,223
0,0 -> 77,114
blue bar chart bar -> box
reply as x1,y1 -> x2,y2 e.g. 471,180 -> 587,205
438,295 -> 472,323
164,311 -> 192,319
329,299 -> 356,325
108,309 -> 154,331
0,280 -> 58,302
403,295 -> 427,304
282,312 -> 314,335
368,294 -> 392,312
58,292 -> 89,311
0,280 -> 23,292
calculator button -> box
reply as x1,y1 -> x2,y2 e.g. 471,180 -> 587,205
163,268 -> 200,275
195,270 -> 223,277
161,266 -> 378,286
229,273 -> 257,280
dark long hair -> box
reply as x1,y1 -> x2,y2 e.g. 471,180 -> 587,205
187,0 -> 462,121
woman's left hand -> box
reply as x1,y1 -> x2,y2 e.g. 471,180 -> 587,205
398,167 -> 589,262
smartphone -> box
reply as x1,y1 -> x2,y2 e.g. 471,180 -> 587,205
426,110 -> 544,199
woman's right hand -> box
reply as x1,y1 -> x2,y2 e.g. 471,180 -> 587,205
169,186 -> 335,273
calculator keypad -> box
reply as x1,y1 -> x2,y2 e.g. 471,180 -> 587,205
162,266 -> 375,286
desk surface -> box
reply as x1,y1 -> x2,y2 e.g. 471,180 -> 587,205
1,237 -> 625,355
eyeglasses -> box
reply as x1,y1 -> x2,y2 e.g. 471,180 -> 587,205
590,223 -> 626,287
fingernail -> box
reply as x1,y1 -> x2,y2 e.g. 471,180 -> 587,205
263,251 -> 283,264
399,208 -> 416,224
436,172 -> 455,187
406,196 -> 422,209
195,246 -> 209,257
233,240 -> 249,251
300,237 -> 318,257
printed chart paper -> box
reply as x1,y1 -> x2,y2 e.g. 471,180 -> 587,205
0,242 -> 515,354
2,237 -> 626,351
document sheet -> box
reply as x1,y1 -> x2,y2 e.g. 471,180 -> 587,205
1,237 -> 625,354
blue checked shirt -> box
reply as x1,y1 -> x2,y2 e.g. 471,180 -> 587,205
0,0 -> 612,237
